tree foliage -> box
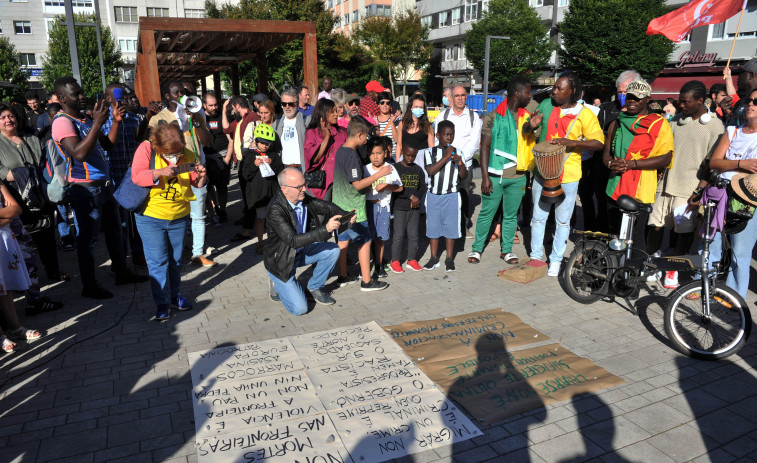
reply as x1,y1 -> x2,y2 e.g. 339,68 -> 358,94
465,0 -> 553,88
0,37 -> 29,101
352,10 -> 432,97
205,0 -> 372,95
42,14 -> 123,98
559,0 -> 674,88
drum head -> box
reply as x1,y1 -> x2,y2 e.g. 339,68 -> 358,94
533,140 -> 565,154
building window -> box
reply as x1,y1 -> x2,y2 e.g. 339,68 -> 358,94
451,7 -> 461,25
146,7 -> 169,17
711,22 -> 726,40
344,14 -> 349,25
439,10 -> 450,27
119,38 -> 137,52
465,0 -> 478,21
114,6 -> 138,22
531,0 -> 543,6
353,10 -> 358,22
328,0 -> 332,8
45,0 -> 92,6
14,21 -> 32,34
558,0 -> 569,6
19,53 -> 36,66
445,45 -> 459,61
11,0 -> 28,3
421,15 -> 432,28
0,20 -> 3,34
334,16 -> 341,29
383,5 -> 391,16
185,9 -> 204,18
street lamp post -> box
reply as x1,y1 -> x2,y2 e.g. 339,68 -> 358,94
64,0 -> 107,92
482,35 -> 509,114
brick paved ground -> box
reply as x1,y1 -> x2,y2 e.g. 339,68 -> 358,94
1,170 -> 755,463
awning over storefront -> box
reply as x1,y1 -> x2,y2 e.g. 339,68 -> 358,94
650,75 -> 725,100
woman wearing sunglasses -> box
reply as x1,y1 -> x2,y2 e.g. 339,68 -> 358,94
375,91 -> 401,156
131,123 -> 207,321
304,99 -> 347,200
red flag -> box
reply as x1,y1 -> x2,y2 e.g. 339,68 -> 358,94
647,0 -> 747,43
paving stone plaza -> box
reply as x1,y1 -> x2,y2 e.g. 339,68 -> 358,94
1,172 -> 756,463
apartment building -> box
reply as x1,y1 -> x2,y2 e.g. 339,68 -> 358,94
326,0 -> 394,36
1,0 -> 217,90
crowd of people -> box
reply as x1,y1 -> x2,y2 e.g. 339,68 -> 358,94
0,60 -> 756,343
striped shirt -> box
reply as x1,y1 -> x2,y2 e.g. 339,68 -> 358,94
424,147 -> 460,195
376,117 -> 396,153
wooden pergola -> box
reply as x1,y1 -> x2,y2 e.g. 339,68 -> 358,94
134,18 -> 318,104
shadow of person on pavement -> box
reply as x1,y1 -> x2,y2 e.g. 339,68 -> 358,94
448,336 -> 546,461
562,392 -> 632,462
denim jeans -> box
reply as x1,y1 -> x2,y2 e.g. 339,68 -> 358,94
57,204 -> 75,240
701,213 -> 757,300
530,177 -> 579,263
68,183 -> 127,286
135,214 -> 189,307
190,185 -> 207,258
267,241 -> 340,316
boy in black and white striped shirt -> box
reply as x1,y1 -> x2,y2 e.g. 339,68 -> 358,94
422,120 -> 468,272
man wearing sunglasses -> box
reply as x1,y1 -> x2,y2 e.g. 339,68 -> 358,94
265,167 -> 354,314
273,87 -> 310,170
722,59 -> 757,128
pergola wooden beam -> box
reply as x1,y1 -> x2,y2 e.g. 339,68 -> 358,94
134,18 -> 317,104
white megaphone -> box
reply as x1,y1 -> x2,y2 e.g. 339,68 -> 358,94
179,95 -> 202,113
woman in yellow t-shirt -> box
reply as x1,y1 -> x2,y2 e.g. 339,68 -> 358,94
132,123 -> 207,321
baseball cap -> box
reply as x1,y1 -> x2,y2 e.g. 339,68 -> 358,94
740,58 -> 757,74
626,80 -> 652,99
346,93 -> 360,103
365,80 -> 386,93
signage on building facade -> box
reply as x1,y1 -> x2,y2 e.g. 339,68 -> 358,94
30,69 -> 42,77
676,50 -> 718,68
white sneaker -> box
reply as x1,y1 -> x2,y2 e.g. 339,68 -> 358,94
547,261 -> 561,277
646,271 -> 662,282
663,271 -> 679,289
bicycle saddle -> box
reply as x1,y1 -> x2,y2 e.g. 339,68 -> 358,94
616,195 -> 653,214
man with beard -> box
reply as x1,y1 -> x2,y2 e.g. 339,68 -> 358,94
203,92 -> 232,223
603,79 -> 674,252
646,80 -> 723,288
273,88 -> 308,170
720,59 -> 757,128
529,71 -> 604,277
468,75 -> 537,265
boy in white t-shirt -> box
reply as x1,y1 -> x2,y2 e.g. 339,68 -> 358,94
364,136 -> 403,278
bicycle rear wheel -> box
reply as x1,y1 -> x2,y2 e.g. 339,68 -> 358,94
664,281 -> 752,360
561,240 -> 615,304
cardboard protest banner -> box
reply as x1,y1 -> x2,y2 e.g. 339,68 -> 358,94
424,343 -> 625,425
329,390 -> 481,463
384,309 -> 550,364
188,338 -> 303,388
190,322 -> 482,463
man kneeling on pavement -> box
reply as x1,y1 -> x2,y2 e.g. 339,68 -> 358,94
265,167 -> 355,315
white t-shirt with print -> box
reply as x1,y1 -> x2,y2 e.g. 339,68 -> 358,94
364,163 -> 402,208
281,116 -> 300,165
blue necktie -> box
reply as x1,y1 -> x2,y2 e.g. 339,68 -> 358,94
295,205 -> 304,234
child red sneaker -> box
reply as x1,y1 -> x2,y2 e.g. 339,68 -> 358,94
406,260 -> 423,272
389,260 -> 405,274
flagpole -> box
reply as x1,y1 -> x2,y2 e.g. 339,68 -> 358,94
725,7 -> 746,71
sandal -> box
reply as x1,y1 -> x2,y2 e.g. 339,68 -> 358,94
467,252 -> 481,264
9,327 -> 41,340
489,233 -> 501,243
501,253 -> 519,265
1,335 -> 16,353
230,233 -> 253,242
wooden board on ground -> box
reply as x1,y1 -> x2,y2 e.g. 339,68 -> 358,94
189,322 -> 481,463
423,343 -> 625,426
384,309 -> 550,364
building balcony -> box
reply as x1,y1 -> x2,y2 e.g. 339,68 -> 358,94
441,59 -> 472,73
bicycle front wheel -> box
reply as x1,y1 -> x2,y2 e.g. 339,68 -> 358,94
664,281 -> 752,360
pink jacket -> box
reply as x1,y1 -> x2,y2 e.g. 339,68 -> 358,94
303,126 -> 347,199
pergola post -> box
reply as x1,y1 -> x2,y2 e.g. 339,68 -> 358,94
135,27 -> 160,105
230,64 -> 240,96
200,77 -> 207,96
256,53 -> 268,96
303,31 -> 318,105
213,71 -> 222,98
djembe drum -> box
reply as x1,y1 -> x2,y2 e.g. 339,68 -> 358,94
533,140 -> 567,203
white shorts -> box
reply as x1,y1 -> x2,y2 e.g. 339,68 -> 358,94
648,193 -> 695,233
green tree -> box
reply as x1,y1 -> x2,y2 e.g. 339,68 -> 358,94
42,14 -> 123,98
206,0 -> 372,95
559,0 -> 674,88
352,10 -> 432,98
0,37 -> 30,101
465,0 -> 553,88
